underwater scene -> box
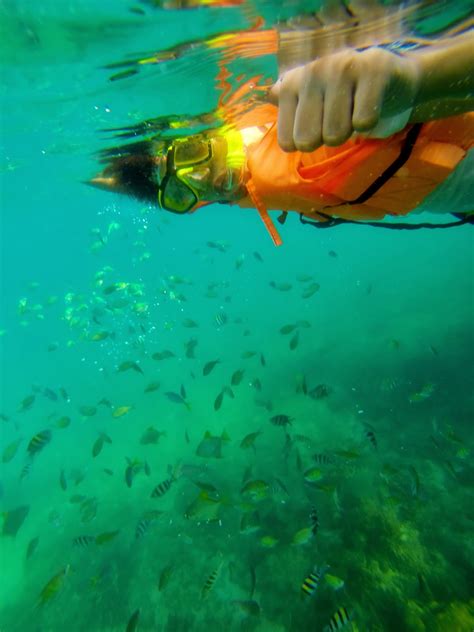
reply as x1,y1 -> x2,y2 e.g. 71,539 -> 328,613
0,1 -> 473,630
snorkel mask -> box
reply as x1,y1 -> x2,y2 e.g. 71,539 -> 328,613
157,133 -> 246,213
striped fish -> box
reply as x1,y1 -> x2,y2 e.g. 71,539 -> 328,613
20,462 -> 32,480
301,565 -> 325,598
313,453 -> 333,465
73,535 -> 95,548
151,477 -> 173,498
135,511 -> 162,539
27,430 -> 52,457
324,606 -> 352,631
201,562 -> 223,599
310,505 -> 319,535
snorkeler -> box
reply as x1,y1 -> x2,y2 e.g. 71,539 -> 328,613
90,33 -> 473,246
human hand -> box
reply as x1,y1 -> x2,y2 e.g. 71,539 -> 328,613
270,46 -> 421,151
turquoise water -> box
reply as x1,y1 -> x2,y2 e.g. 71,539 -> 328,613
1,2 -> 473,631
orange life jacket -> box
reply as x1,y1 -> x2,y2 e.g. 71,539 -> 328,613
234,109 -> 473,243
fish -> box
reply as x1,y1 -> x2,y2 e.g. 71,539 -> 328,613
241,479 -> 269,502
151,477 -> 174,498
241,351 -> 257,359
196,431 -> 230,458
231,369 -> 245,386
98,398 -> 112,408
409,382 -> 435,403
235,254 -> 245,269
308,383 -> 331,399
59,470 -> 68,491
328,250 -> 338,258
323,606 -> 352,631
118,360 -> 144,375
152,350 -> 175,361
26,536 -> 39,560
43,387 -> 58,401
158,564 -> 173,591
126,609 -> 140,632
192,480 -> 219,494
2,505 -> 30,536
301,565 -> 326,597
334,449 -> 361,460
2,438 -> 22,463
240,431 -> 261,450
19,463 -> 31,480
280,324 -> 297,335
125,459 -> 143,488
136,511 -> 162,539
310,506 -> 319,535
184,491 -> 223,522
56,416 -> 71,429
215,312 -> 228,327
144,381 -> 160,393
214,390 -> 224,411
203,359 -> 220,376
232,600 -> 261,617
37,566 -> 70,608
92,432 -> 112,457
366,429 -> 377,449
289,331 -> 299,350
304,467 -> 323,483
292,527 -> 314,546
240,510 -> 261,535
112,405 -> 132,418
27,429 -> 52,458
325,574 -> 345,591
313,453 -> 333,465
222,385 -> 234,399
95,530 -> 120,545
269,281 -> 292,291
270,414 -> 292,427
251,378 -> 262,391
79,405 -> 97,417
183,318 -> 199,328
185,338 -> 198,358
80,497 -> 98,523
253,251 -> 263,262
165,387 -> 190,410
140,426 -> 166,445
73,535 -> 96,548
301,282 -> 320,298
90,330 -> 111,342
18,394 -> 35,412
260,535 -> 278,548
201,561 -> 223,599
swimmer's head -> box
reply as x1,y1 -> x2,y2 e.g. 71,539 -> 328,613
88,134 -> 245,213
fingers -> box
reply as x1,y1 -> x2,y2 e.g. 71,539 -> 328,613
273,47 -> 406,152
277,87 -> 299,152
352,72 -> 385,131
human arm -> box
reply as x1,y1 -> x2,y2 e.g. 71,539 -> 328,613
270,30 -> 474,151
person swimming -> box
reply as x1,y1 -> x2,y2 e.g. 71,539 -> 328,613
89,25 -> 473,245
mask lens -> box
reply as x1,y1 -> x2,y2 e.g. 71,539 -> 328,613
162,176 -> 197,213
174,140 -> 211,167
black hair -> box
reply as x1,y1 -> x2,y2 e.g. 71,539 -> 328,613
102,154 -> 159,203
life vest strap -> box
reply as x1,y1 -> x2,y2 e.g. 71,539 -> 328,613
300,211 -> 474,230
246,178 -> 283,246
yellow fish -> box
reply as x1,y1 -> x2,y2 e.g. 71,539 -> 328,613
112,406 -> 132,418
37,565 -> 70,607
